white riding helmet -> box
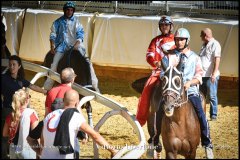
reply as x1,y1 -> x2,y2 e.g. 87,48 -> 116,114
174,28 -> 190,46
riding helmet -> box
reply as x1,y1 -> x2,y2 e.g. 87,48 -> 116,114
159,15 -> 173,25
158,15 -> 173,32
63,1 -> 76,12
174,28 -> 190,45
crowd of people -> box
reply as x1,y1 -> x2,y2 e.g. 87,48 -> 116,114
1,1 -> 221,159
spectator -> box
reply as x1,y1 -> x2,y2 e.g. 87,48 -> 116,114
199,28 -> 221,121
40,89 -> 118,159
1,55 -> 47,137
43,1 -> 99,92
44,67 -> 77,117
27,67 -> 87,159
2,87 -> 39,159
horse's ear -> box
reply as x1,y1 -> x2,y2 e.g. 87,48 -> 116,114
161,57 -> 168,71
176,61 -> 182,71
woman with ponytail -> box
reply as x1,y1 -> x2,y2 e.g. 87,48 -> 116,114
2,87 -> 39,159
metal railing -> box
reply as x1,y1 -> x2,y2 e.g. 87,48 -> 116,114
1,1 -> 238,19
1,58 -> 146,159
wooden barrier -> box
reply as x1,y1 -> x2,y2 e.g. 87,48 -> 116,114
20,59 -> 239,89
93,64 -> 239,89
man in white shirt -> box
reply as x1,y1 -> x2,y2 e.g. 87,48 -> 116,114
199,28 -> 221,121
40,89 -> 117,159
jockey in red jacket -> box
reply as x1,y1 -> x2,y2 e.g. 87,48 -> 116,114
136,16 -> 175,126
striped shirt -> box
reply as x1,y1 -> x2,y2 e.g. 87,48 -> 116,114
146,33 -> 175,69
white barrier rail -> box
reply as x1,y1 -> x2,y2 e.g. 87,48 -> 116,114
1,59 -> 146,159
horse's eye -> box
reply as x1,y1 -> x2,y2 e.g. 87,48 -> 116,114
172,76 -> 181,90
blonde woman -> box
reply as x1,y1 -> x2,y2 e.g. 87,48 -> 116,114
2,87 -> 39,159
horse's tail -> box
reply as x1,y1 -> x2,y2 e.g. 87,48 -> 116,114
131,76 -> 149,94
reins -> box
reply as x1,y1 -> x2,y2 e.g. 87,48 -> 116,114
162,90 -> 189,108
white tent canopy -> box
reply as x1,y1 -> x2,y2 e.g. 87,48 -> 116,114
2,7 -> 238,77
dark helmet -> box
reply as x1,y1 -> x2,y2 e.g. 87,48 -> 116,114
63,1 -> 76,12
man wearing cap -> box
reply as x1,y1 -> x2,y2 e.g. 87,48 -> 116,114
43,1 -> 99,92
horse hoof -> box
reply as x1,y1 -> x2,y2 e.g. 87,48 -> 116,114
146,143 -> 154,158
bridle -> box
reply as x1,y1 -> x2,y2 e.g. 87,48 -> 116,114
161,66 -> 188,108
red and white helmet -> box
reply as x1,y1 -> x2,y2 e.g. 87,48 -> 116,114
158,15 -> 174,32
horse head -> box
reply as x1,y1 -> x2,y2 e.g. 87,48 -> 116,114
161,65 -> 184,117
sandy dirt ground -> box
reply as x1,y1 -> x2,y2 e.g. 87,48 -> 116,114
27,74 -> 238,159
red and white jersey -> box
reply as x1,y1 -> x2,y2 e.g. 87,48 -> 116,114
41,109 -> 86,159
146,33 -> 175,69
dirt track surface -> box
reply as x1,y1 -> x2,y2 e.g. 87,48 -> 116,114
28,76 -> 238,159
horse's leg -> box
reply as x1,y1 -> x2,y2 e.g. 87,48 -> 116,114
146,111 -> 156,158
146,110 -> 163,159
79,101 -> 93,142
154,107 -> 163,158
85,101 -> 93,128
166,151 -> 177,159
79,94 -> 93,128
185,149 -> 197,159
184,147 -> 197,159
